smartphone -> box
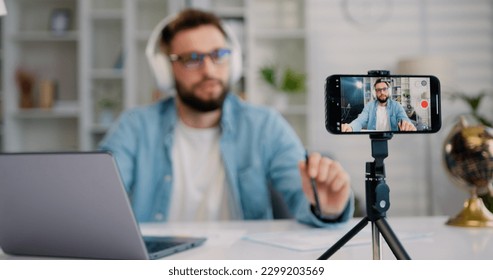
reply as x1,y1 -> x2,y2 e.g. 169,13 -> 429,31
325,74 -> 441,134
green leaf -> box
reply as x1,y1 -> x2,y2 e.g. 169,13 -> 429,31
259,65 -> 276,88
259,65 -> 306,94
280,68 -> 305,93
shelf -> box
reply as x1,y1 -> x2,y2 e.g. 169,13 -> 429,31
91,69 -> 124,79
90,10 -> 123,20
14,107 -> 79,119
12,31 -> 79,42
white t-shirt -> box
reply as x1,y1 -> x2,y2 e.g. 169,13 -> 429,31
376,105 -> 390,131
168,120 -> 239,222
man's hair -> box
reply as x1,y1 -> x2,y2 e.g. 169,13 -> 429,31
374,78 -> 390,88
161,8 -> 227,53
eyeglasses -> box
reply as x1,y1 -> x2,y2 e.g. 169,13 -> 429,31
375,87 -> 388,93
169,48 -> 232,69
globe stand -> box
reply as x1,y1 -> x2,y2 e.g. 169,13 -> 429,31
446,192 -> 493,228
318,133 -> 411,260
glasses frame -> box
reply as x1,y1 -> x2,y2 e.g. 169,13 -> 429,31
169,48 -> 232,69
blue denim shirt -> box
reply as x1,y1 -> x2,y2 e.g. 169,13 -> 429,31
350,99 -> 412,131
99,94 -> 353,227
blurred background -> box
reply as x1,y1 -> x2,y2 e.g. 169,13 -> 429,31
1,0 -> 492,218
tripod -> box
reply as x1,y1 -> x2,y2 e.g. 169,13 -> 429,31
318,133 -> 411,260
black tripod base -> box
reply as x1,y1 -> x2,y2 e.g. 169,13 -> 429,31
317,125 -> 412,259
317,216 -> 411,260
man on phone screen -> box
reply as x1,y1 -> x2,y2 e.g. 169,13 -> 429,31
341,79 -> 417,132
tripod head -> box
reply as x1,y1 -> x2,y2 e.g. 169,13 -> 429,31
368,133 -> 393,175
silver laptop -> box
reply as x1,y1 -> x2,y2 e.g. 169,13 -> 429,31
0,152 -> 206,259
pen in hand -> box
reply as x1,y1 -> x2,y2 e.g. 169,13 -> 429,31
305,152 -> 322,217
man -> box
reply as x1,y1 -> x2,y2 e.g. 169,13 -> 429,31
99,9 -> 353,227
341,79 -> 417,132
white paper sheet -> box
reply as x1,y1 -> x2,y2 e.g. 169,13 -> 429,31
243,226 -> 433,252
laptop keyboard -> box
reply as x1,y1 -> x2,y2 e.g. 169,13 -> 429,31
144,239 -> 185,253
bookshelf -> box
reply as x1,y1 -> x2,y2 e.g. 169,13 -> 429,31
1,0 -> 309,151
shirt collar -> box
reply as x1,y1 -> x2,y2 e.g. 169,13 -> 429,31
159,97 -> 178,147
220,93 -> 238,134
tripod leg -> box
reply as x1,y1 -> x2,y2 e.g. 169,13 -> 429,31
375,218 -> 411,260
318,217 -> 369,260
371,222 -> 382,260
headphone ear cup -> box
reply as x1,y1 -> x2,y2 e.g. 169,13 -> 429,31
146,15 -> 176,94
149,52 -> 174,94
222,23 -> 243,87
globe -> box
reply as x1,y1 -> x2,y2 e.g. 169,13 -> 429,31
443,115 -> 493,227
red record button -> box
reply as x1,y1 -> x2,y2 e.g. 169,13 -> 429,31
420,99 -> 429,109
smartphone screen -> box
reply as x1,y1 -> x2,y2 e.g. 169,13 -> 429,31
325,74 -> 441,134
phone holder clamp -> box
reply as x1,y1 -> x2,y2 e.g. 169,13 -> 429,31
368,70 -> 390,76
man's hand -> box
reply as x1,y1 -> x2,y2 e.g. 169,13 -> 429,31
298,152 -> 351,217
341,123 -> 353,132
398,120 -> 417,131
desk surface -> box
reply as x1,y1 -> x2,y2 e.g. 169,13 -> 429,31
1,216 -> 493,260
142,216 -> 493,260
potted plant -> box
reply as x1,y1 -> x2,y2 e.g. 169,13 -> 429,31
449,91 -> 492,127
259,65 -> 306,110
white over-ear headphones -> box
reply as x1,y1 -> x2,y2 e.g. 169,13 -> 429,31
145,13 -> 243,94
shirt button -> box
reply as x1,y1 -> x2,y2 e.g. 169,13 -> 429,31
164,175 -> 172,182
154,213 -> 164,221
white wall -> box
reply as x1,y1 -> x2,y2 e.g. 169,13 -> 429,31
306,0 -> 493,216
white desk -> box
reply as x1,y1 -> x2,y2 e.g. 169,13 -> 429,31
138,216 -> 493,260
1,216 -> 492,260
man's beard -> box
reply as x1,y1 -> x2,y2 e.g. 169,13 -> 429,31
377,95 -> 388,104
175,78 -> 229,112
